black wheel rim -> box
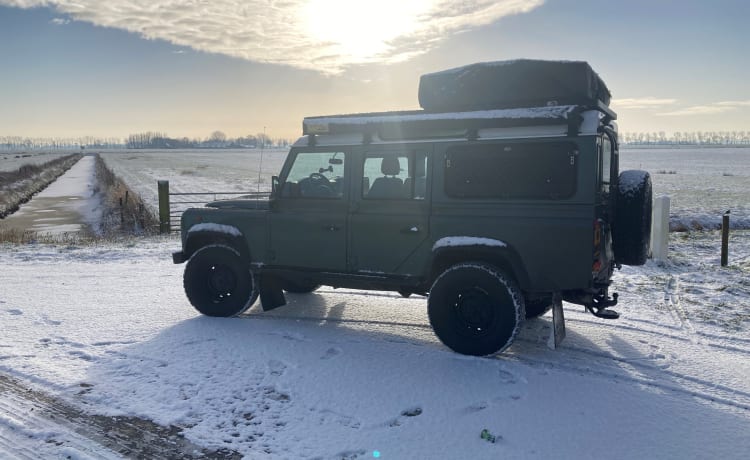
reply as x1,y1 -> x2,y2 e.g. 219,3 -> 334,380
454,287 -> 495,337
206,264 -> 237,302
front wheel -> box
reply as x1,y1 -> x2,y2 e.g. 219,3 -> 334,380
183,244 -> 258,317
428,263 -> 525,356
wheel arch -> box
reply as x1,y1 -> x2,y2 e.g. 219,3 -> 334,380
429,245 -> 530,289
184,228 -> 251,262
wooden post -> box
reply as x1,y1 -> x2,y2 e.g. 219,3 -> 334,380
721,211 -> 730,267
651,196 -> 670,262
158,180 -> 170,234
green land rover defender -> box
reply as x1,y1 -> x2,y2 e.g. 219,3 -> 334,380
172,60 -> 652,356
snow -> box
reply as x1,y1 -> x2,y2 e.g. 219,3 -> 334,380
617,169 -> 648,198
433,236 -> 507,251
98,149 -> 288,216
187,222 -> 243,237
422,59 -> 585,77
1,231 -> 749,458
620,147 -> 750,231
1,155 -> 102,235
304,105 -> 577,129
0,151 -> 72,172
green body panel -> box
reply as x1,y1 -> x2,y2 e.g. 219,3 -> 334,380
179,127 -> 612,297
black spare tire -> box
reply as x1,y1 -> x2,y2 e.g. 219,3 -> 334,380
613,170 -> 652,266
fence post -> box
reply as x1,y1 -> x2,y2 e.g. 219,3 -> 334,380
651,196 -> 670,262
721,211 -> 730,267
158,180 -> 170,234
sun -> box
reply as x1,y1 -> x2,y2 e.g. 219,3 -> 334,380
301,0 -> 430,61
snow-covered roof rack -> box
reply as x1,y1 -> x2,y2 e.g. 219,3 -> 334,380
302,103 -> 615,143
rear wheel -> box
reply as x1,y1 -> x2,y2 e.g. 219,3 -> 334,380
428,263 -> 525,356
183,244 -> 258,317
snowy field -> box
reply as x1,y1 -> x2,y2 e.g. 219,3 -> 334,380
620,146 -> 750,230
1,233 -> 749,458
99,149 -> 288,215
0,152 -> 73,173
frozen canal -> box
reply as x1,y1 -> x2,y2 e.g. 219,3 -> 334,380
1,155 -> 101,235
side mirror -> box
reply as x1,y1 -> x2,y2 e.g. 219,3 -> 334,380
271,176 -> 280,196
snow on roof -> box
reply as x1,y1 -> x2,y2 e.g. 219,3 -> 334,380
422,59 -> 585,77
305,105 -> 577,129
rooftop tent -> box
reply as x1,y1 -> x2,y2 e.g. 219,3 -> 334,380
418,59 -> 611,112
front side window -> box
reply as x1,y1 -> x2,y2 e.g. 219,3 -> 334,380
281,151 -> 345,198
362,151 -> 428,200
445,142 -> 577,200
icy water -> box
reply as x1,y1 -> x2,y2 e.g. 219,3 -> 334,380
1,155 -> 101,235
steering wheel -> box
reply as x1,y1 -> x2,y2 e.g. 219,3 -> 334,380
305,172 -> 333,197
308,172 -> 331,184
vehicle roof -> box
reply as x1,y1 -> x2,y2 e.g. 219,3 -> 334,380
294,106 -> 614,147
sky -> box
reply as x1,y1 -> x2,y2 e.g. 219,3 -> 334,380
0,0 -> 748,141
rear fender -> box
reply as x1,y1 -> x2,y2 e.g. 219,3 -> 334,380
430,242 -> 530,289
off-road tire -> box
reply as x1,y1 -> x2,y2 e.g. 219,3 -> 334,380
524,296 -> 552,319
428,263 -> 525,356
281,280 -> 320,294
183,244 -> 258,317
613,170 -> 652,266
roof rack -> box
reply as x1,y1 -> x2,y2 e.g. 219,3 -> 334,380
302,103 -> 617,143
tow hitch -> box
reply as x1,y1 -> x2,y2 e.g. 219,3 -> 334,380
586,292 -> 620,319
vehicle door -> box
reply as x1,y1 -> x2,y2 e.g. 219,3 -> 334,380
270,149 -> 348,271
348,146 -> 431,275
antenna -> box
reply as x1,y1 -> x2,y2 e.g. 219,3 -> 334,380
257,126 -> 265,194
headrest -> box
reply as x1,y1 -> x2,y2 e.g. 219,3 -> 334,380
381,156 -> 401,176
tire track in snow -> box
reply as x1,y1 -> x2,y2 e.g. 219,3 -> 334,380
0,373 -> 241,459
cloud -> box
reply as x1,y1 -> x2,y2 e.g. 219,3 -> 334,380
611,97 -> 677,109
2,0 -> 545,73
49,17 -> 70,25
657,101 -> 750,117
715,100 -> 750,107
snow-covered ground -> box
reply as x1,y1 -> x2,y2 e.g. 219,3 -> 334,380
620,147 -> 750,230
1,232 -> 749,459
99,149 -> 288,215
1,156 -> 102,235
0,152 -> 73,173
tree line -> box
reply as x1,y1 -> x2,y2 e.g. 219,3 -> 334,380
124,131 -> 290,149
620,131 -> 750,145
0,131 -> 294,150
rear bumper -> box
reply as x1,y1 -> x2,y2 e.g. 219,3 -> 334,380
172,251 -> 187,264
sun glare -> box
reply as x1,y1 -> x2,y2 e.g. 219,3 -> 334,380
302,0 -> 430,61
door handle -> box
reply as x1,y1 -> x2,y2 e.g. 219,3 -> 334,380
325,225 -> 341,232
401,226 -> 420,234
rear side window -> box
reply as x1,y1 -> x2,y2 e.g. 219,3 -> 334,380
445,142 -> 578,199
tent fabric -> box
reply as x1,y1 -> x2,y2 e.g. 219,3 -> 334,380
418,59 -> 611,112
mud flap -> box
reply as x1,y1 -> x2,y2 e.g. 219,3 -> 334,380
547,293 -> 566,350
258,275 -> 287,311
